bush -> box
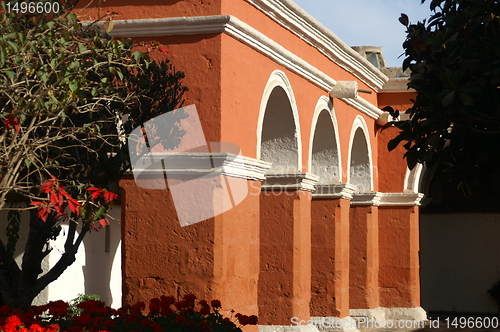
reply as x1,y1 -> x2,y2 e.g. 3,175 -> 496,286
0,294 -> 258,332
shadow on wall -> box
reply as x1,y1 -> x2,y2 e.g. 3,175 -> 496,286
0,206 -> 122,307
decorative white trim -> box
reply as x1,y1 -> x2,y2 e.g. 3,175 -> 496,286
341,96 -> 383,120
130,152 -> 272,181
102,16 -> 336,92
308,96 -> 342,182
256,70 -> 302,171
403,164 -> 425,193
379,193 -> 425,206
91,16 -> 387,122
243,0 -> 389,91
310,316 -> 360,331
313,183 -> 356,200
347,116 -> 374,192
258,325 -> 320,332
261,172 -> 319,192
350,192 -> 383,206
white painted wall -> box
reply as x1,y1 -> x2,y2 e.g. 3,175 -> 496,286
420,213 -> 500,313
0,206 -> 122,308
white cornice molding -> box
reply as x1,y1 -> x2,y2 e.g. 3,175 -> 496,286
379,193 -> 424,206
224,16 -> 337,91
262,172 -> 319,192
131,152 -> 272,181
94,15 -> 387,121
350,192 -> 424,206
341,96 -> 383,120
351,192 -> 384,206
244,0 -> 389,91
312,183 -> 356,200
99,16 -> 337,92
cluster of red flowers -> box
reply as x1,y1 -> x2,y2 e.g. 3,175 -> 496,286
29,176 -> 118,227
30,175 -> 81,222
0,294 -> 257,332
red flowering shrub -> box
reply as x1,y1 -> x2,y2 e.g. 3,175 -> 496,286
0,294 -> 257,332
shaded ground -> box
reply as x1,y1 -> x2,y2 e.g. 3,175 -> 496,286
322,313 -> 500,332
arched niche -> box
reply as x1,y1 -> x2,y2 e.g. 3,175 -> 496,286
347,116 -> 373,192
257,71 -> 301,173
309,96 -> 341,184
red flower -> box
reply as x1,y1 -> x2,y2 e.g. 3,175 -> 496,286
87,187 -> 118,203
29,201 -> 51,222
4,114 -> 20,133
45,324 -> 61,332
28,323 -> 43,332
160,296 -> 175,305
210,300 -> 221,308
158,47 -> 168,54
183,294 -> 196,301
199,306 -> 210,315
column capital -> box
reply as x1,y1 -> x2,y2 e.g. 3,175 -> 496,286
378,193 -> 425,206
261,172 -> 320,192
351,192 -> 384,206
351,192 -> 425,206
312,183 -> 357,199
128,152 -> 272,181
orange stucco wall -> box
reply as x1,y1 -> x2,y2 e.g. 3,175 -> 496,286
377,92 -> 415,192
378,206 -> 420,308
349,205 -> 379,309
310,198 -> 350,318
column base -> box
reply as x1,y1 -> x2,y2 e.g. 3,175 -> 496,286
258,325 -> 320,332
310,316 -> 360,331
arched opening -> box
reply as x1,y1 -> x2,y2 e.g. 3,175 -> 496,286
260,86 -> 299,173
348,124 -> 372,192
310,108 -> 340,184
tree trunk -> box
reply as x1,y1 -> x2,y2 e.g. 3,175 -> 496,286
0,211 -> 90,309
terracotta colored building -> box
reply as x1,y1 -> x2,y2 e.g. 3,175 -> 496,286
74,0 -> 430,330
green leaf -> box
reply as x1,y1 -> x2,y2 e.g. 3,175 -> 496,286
69,81 -> 78,92
94,206 -> 107,220
0,47 -> 5,67
18,33 -> 25,44
6,40 -> 18,53
442,90 -> 455,106
78,43 -> 88,54
0,33 -> 17,41
5,71 -> 15,80
132,51 -> 142,61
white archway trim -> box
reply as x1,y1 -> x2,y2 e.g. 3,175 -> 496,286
403,163 -> 425,193
256,70 -> 302,171
308,95 -> 342,182
347,115 -> 373,192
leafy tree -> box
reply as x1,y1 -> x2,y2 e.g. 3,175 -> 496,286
0,0 -> 187,308
388,0 -> 500,204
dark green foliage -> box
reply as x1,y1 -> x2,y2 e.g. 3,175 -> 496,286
390,0 -> 500,202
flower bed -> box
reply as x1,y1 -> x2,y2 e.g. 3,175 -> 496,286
0,294 -> 258,332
